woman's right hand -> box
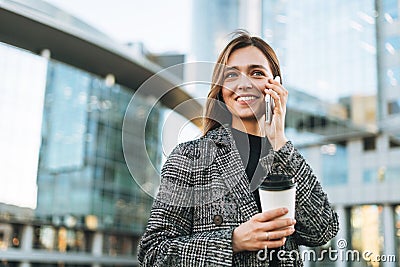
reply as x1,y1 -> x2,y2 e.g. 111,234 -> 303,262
232,208 -> 296,253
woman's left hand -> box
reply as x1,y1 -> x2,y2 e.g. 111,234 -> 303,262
264,76 -> 289,151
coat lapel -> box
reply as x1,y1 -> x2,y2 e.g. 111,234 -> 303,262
204,125 -> 259,221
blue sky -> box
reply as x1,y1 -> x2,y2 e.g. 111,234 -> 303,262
44,0 -> 192,54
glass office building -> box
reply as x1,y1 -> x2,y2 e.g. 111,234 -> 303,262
0,0 -> 199,266
0,42 -> 162,266
261,1 -> 400,266
262,0 -> 378,102
37,59 -> 163,228
35,59 -> 163,250
191,0 -> 240,62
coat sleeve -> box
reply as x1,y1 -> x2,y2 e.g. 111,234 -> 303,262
138,144 -> 234,267
261,141 -> 339,247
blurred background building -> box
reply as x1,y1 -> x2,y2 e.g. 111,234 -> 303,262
191,0 -> 400,266
0,0 -> 200,266
1,0 -> 400,266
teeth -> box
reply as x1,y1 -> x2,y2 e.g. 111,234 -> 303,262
238,96 -> 256,101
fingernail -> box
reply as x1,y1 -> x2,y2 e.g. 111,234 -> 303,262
282,208 -> 288,213
292,219 -> 296,224
274,76 -> 281,83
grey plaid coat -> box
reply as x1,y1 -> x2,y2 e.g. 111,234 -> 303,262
138,125 -> 339,266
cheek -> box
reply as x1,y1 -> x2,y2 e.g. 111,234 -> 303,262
254,80 -> 266,93
221,88 -> 234,102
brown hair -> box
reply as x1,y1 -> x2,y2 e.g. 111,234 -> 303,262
202,30 -> 282,135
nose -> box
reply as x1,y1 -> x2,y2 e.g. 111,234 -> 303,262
237,73 -> 252,91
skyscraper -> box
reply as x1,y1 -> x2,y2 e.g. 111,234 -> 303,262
261,1 -> 400,266
262,0 -> 378,103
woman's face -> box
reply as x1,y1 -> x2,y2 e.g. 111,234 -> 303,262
221,46 -> 273,124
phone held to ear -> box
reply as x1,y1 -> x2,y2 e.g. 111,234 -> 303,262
265,76 -> 280,124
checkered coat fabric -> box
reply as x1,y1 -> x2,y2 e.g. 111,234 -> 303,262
138,125 -> 339,266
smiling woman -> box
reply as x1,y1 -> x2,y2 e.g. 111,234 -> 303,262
138,31 -> 339,267
221,47 -> 274,132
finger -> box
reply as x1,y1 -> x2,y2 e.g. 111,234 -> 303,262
264,88 -> 280,102
261,218 -> 297,232
266,78 -> 288,97
259,228 -> 295,242
265,86 -> 288,106
253,208 -> 288,222
266,237 -> 287,249
264,85 -> 286,101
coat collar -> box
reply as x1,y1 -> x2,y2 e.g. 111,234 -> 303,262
203,124 -> 259,221
203,124 -> 234,148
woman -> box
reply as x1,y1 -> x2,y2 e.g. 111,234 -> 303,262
138,31 -> 339,266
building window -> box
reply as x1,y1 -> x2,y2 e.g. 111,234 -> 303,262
385,36 -> 400,54
0,223 -> 22,249
351,205 -> 384,265
321,143 -> 348,185
57,227 -> 91,253
389,136 -> 400,148
33,225 -> 91,252
385,66 -> 400,87
103,233 -> 134,256
382,0 -> 399,21
388,99 -> 400,115
363,136 -> 376,151
386,166 -> 400,182
33,225 -> 56,250
363,169 -> 377,183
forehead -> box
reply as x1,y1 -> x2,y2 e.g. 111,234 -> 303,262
227,46 -> 271,70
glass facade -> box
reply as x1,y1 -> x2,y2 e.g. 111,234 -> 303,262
36,59 -> 164,234
191,0 -> 239,63
378,0 -> 400,121
382,0 -> 399,20
0,35 -> 166,264
258,2 -> 400,266
262,0 -> 378,104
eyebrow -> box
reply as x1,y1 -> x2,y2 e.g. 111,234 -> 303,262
224,64 -> 271,74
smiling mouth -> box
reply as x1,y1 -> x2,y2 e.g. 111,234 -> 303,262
236,95 -> 259,102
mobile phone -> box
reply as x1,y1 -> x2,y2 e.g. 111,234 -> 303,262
265,76 -> 280,124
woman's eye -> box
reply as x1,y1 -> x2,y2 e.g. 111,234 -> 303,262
252,70 -> 265,77
225,72 -> 238,79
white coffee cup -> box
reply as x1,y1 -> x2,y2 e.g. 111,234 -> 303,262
258,175 -> 296,219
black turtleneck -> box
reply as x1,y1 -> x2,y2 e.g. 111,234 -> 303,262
231,127 -> 280,267
230,127 -> 271,212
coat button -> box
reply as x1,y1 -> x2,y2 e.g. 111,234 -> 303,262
213,215 -> 223,226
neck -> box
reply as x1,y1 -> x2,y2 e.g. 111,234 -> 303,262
231,118 -> 266,137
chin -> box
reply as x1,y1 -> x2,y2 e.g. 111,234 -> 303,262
233,113 -> 258,121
